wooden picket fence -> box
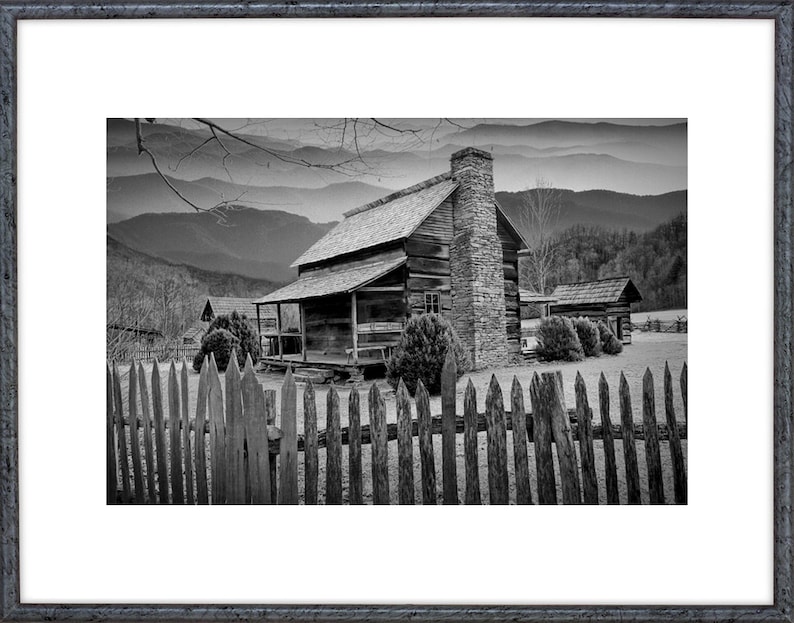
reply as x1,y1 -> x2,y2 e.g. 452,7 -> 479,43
107,352 -> 688,505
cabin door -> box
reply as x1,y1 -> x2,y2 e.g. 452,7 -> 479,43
608,316 -> 623,340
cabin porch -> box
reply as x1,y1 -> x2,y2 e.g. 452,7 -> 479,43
254,260 -> 409,381
258,351 -> 389,382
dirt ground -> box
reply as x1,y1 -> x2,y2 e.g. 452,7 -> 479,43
114,330 -> 687,504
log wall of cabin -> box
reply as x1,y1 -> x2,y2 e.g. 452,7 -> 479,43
497,216 -> 521,360
356,266 -> 408,346
297,243 -> 404,277
549,302 -> 632,338
301,262 -> 409,358
303,295 -> 352,357
404,202 -> 523,360
406,198 -> 453,319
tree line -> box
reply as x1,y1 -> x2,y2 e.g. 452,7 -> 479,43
521,212 -> 687,313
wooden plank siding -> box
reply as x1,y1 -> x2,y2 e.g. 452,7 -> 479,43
405,202 -> 522,357
411,197 -> 453,240
549,302 -> 632,340
498,215 -> 522,359
551,303 -> 631,317
297,243 -> 404,277
407,204 -> 453,322
303,295 -> 353,358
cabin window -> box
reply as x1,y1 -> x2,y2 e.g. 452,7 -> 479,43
424,291 -> 441,315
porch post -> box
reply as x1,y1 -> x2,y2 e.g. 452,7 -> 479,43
276,303 -> 283,362
351,291 -> 358,364
255,303 -> 263,357
299,302 -> 307,362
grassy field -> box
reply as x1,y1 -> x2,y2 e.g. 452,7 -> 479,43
114,330 -> 687,504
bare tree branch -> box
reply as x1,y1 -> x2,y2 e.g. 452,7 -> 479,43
518,177 -> 561,295
135,118 -> 210,214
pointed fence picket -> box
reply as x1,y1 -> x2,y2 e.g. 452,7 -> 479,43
347,385 -> 363,505
107,354 -> 688,505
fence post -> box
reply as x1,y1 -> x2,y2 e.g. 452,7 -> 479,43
224,354 -> 246,504
151,360 -> 170,503
529,372 -> 557,504
112,362 -> 132,503
168,361 -> 185,504
485,374 -> 509,504
680,362 -> 688,426
441,350 -> 458,505
463,379 -> 481,505
575,372 -> 598,504
303,379 -> 318,505
348,384 -> 363,505
598,373 -> 620,504
665,362 -> 687,504
511,377 -> 532,505
264,389 -> 278,504
106,365 -> 118,504
207,354 -> 226,504
243,355 -> 270,505
279,366 -> 299,505
619,372 -> 642,504
416,380 -> 436,504
137,362 -> 157,503
194,357 -> 210,504
369,383 -> 390,505
396,379 -> 415,505
128,363 -> 145,504
326,383 -> 342,504
642,368 -> 665,504
543,372 -> 581,504
181,359 -> 195,505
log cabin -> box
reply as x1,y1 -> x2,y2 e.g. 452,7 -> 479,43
255,147 -> 529,374
549,276 -> 643,344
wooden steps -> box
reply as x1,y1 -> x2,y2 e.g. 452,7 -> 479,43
293,368 -> 335,385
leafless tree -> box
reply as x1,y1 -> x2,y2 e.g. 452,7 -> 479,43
518,177 -> 562,295
133,118 -> 475,217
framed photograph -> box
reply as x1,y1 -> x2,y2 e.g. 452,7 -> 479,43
2,2 -> 791,621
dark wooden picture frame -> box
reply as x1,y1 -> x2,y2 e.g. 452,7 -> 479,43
1,2 -> 791,621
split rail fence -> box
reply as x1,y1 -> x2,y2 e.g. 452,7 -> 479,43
633,317 -> 688,333
107,352 -> 688,505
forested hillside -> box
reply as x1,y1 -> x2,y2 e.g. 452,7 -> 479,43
532,213 -> 687,313
107,236 -> 280,341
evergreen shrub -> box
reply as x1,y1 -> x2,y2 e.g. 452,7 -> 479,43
386,313 -> 469,395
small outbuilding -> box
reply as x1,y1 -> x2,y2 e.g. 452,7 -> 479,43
518,289 -> 559,318
200,296 -> 280,353
549,276 -> 642,343
180,323 -> 209,345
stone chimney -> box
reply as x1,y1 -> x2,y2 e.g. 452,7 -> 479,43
449,147 -> 508,369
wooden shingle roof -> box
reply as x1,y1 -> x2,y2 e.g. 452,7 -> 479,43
291,174 -> 458,268
519,289 -> 559,304
255,257 -> 407,304
204,297 -> 276,320
550,277 -> 642,306
181,323 -> 209,342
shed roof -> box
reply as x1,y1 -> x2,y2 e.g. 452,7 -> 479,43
181,323 -> 209,342
550,277 -> 642,306
255,257 -> 407,304
204,296 -> 276,319
291,174 -> 458,267
519,289 -> 559,304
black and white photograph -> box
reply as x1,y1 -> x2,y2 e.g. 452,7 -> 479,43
107,117 -> 688,505
5,7 -> 787,617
